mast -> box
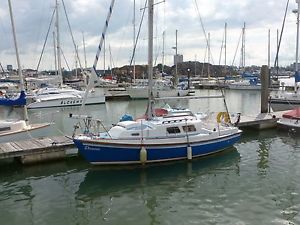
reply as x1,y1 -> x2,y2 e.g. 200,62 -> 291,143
175,29 -> 178,86
268,29 -> 271,68
295,0 -> 300,92
8,0 -> 29,122
0,62 -> 4,73
239,23 -> 246,71
55,0 -> 63,86
133,0 -> 136,83
82,31 -> 87,69
162,30 -> 165,75
75,45 -> 78,79
224,22 -> 227,75
194,54 -> 197,76
109,45 -> 113,76
147,0 -> 154,120
208,32 -> 210,79
277,29 -> 279,75
53,31 -> 58,75
103,37 -> 106,75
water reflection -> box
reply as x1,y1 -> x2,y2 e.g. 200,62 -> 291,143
239,130 -> 276,175
76,149 -> 240,200
74,149 -> 240,224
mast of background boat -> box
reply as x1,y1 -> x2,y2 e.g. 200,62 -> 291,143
103,37 -> 106,75
75,45 -> 78,79
82,31 -> 88,86
133,0 -> 136,83
82,32 -> 87,69
80,0 -> 115,112
276,29 -> 279,76
0,62 -> 4,73
268,29 -> 270,69
240,22 -> 246,72
53,31 -> 58,76
147,0 -> 154,120
224,22 -> 227,76
55,0 -> 63,86
175,30 -> 178,86
162,30 -> 165,75
208,32 -> 210,79
294,0 -> 300,92
8,0 -> 29,123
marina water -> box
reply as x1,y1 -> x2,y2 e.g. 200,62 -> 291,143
0,89 -> 299,224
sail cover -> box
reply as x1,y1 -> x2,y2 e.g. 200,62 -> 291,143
282,107 -> 300,120
0,90 -> 26,106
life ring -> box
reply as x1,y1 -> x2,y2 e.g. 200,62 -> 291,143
216,112 -> 230,123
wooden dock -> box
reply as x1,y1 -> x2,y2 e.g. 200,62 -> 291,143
0,136 -> 74,164
238,110 -> 289,129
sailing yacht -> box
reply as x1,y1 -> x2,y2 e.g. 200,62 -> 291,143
72,0 -> 242,165
269,0 -> 300,111
126,79 -> 189,99
27,85 -> 104,109
1,0 -> 50,143
27,0 -> 105,109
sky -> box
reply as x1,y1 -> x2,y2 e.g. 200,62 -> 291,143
0,0 -> 298,71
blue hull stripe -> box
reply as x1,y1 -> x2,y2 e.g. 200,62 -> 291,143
74,134 -> 241,165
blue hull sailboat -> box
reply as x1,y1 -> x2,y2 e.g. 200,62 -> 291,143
73,0 -> 242,165
73,118 -> 241,165
0,90 -> 26,106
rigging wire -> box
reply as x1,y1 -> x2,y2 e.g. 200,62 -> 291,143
193,0 -> 215,65
36,8 -> 56,73
129,0 -> 147,67
231,29 -> 243,70
193,0 -> 232,123
61,48 -> 71,71
61,0 -> 83,70
129,0 -> 148,66
273,0 -> 290,74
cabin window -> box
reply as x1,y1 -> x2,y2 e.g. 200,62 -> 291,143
182,125 -> 196,132
166,126 -> 181,134
0,126 -> 11,132
131,133 -> 140,136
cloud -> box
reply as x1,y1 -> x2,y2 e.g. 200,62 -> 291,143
0,0 -> 298,70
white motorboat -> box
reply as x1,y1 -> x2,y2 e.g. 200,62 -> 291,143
277,107 -> 300,132
0,120 -> 51,143
27,86 -> 105,109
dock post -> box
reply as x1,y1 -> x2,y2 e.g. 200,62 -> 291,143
260,65 -> 269,113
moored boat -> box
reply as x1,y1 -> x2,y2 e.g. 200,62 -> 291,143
269,0 -> 300,111
277,107 -> 300,132
0,0 -> 51,143
72,0 -> 242,166
0,120 -> 51,143
0,90 -> 26,106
